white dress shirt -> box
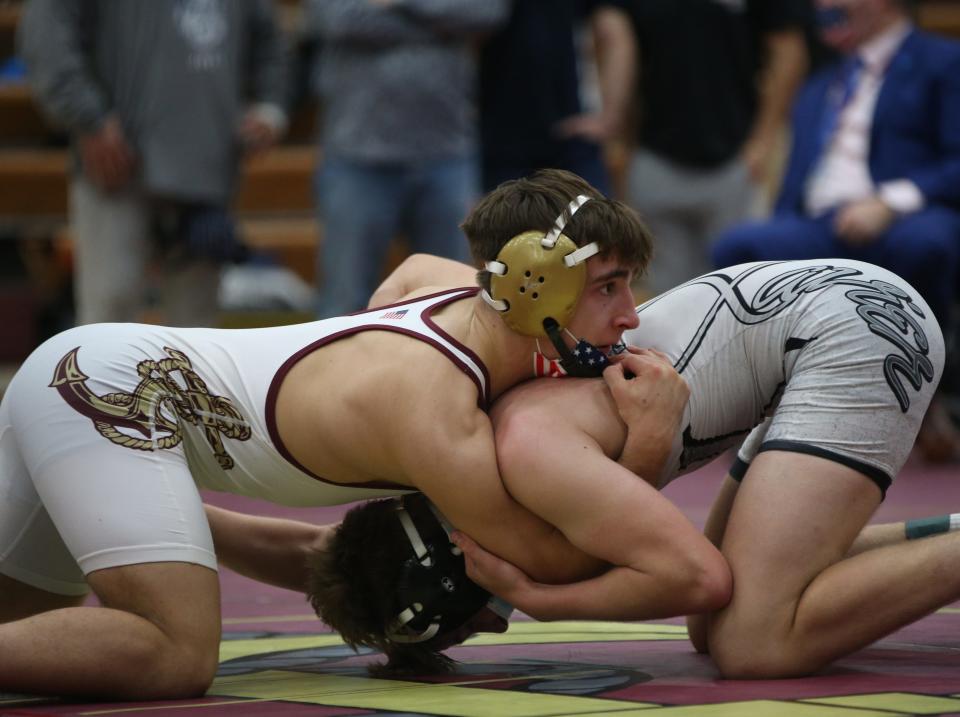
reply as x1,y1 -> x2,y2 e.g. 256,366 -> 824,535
805,21 -> 923,216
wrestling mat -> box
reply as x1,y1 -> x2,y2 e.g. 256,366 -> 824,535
5,458 -> 960,717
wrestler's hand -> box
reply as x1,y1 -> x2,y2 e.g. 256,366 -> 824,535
834,196 -> 895,245
603,347 -> 689,480
604,347 -> 688,427
452,531 -> 536,608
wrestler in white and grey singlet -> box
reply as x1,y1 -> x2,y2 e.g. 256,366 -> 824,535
623,259 -> 944,494
0,288 -> 487,594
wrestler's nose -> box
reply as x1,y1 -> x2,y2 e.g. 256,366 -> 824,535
614,285 -> 639,331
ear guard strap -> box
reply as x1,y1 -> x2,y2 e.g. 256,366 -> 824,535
396,505 -> 432,567
543,195 -> 591,249
480,288 -> 508,312
388,607 -> 441,644
547,194 -> 599,270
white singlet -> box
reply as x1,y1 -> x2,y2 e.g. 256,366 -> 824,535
622,260 -> 944,493
0,288 -> 488,594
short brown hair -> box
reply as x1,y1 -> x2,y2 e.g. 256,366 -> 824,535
306,499 -> 456,675
461,169 -> 654,288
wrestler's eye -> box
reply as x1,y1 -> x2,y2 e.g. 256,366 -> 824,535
600,282 -> 616,296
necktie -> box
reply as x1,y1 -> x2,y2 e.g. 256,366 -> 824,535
818,55 -> 863,154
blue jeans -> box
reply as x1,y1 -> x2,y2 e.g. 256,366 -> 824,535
314,156 -> 477,317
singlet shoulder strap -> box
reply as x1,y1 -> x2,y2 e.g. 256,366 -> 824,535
355,288 -> 492,408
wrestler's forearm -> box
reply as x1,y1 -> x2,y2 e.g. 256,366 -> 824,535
506,561 -> 728,622
204,505 -> 332,593
606,349 -> 688,483
618,436 -> 670,485
686,475 -> 740,653
615,398 -> 672,479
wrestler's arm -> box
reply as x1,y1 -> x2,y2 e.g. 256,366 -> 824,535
392,376 -> 607,585
456,354 -> 730,620
611,347 -> 688,479
204,504 -> 335,593
368,253 -> 478,308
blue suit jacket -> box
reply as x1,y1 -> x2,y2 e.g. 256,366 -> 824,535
775,29 -> 960,215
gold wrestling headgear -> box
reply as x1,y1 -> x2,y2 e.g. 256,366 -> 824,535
480,195 -> 599,337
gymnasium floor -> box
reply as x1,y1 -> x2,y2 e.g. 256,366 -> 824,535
3,457 -> 960,717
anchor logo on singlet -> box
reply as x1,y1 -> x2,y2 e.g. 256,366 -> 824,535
50,346 -> 251,470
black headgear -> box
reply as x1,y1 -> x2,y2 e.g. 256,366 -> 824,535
386,494 -> 493,645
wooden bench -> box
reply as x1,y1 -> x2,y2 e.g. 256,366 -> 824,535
0,145 -> 317,219
0,145 -> 322,302
0,84 -> 53,146
47,215 -> 321,285
917,1 -> 960,39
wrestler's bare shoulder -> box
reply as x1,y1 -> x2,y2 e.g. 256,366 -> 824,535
273,324 -> 486,487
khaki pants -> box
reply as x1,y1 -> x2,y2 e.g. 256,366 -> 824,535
70,176 -> 221,326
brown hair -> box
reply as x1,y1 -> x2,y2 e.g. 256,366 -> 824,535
461,169 -> 654,290
306,499 -> 456,675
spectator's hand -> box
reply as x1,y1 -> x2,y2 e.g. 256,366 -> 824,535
239,108 -> 282,155
452,531 -> 535,605
553,111 -> 618,143
603,347 -> 689,479
740,129 -> 777,184
78,115 -> 136,193
834,196 -> 896,246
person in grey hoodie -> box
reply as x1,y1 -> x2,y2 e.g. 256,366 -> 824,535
308,0 -> 509,318
18,0 -> 290,327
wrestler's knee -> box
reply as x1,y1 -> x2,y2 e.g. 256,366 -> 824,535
100,618 -> 219,699
143,635 -> 220,698
140,621 -> 220,699
707,621 -> 822,679
89,562 -> 221,698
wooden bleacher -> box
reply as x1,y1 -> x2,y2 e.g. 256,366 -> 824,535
0,145 -> 315,218
917,0 -> 960,38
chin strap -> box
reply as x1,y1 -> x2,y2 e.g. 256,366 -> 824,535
542,319 -> 603,378
388,610 -> 441,644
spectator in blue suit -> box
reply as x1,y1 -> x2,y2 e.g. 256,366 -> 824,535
712,0 -> 960,460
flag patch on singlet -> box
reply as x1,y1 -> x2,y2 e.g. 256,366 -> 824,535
380,309 -> 408,320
